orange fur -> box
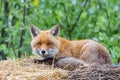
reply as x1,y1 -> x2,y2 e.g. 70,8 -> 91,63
56,38 -> 111,64
30,25 -> 112,64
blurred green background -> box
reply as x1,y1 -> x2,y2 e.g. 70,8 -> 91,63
0,0 -> 120,64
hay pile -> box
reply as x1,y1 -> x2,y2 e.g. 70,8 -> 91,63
68,64 -> 120,80
0,57 -> 68,80
0,56 -> 120,80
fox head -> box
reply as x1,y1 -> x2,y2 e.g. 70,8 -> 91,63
30,24 -> 60,60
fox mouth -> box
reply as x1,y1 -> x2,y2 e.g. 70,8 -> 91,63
32,48 -> 58,60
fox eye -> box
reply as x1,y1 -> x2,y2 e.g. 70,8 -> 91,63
38,42 -> 41,45
47,42 -> 52,45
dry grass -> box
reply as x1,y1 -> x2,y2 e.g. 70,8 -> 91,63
0,57 -> 68,80
68,64 -> 120,80
0,56 -> 120,80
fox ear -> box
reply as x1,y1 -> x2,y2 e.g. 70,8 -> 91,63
50,24 -> 60,36
30,25 -> 40,38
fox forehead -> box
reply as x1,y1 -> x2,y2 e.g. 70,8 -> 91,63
31,30 -> 56,46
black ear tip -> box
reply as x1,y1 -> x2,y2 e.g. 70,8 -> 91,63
55,24 -> 60,28
30,24 -> 35,29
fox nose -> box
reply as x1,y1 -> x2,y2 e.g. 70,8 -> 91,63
41,50 -> 46,55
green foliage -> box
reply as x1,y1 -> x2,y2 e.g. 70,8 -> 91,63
0,0 -> 120,63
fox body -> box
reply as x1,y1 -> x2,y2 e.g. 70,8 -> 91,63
30,24 -> 111,65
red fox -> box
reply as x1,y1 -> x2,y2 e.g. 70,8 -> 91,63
30,24 -> 112,66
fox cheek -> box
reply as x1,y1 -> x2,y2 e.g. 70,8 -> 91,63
32,48 -> 38,55
32,48 -> 41,55
48,48 -> 59,56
